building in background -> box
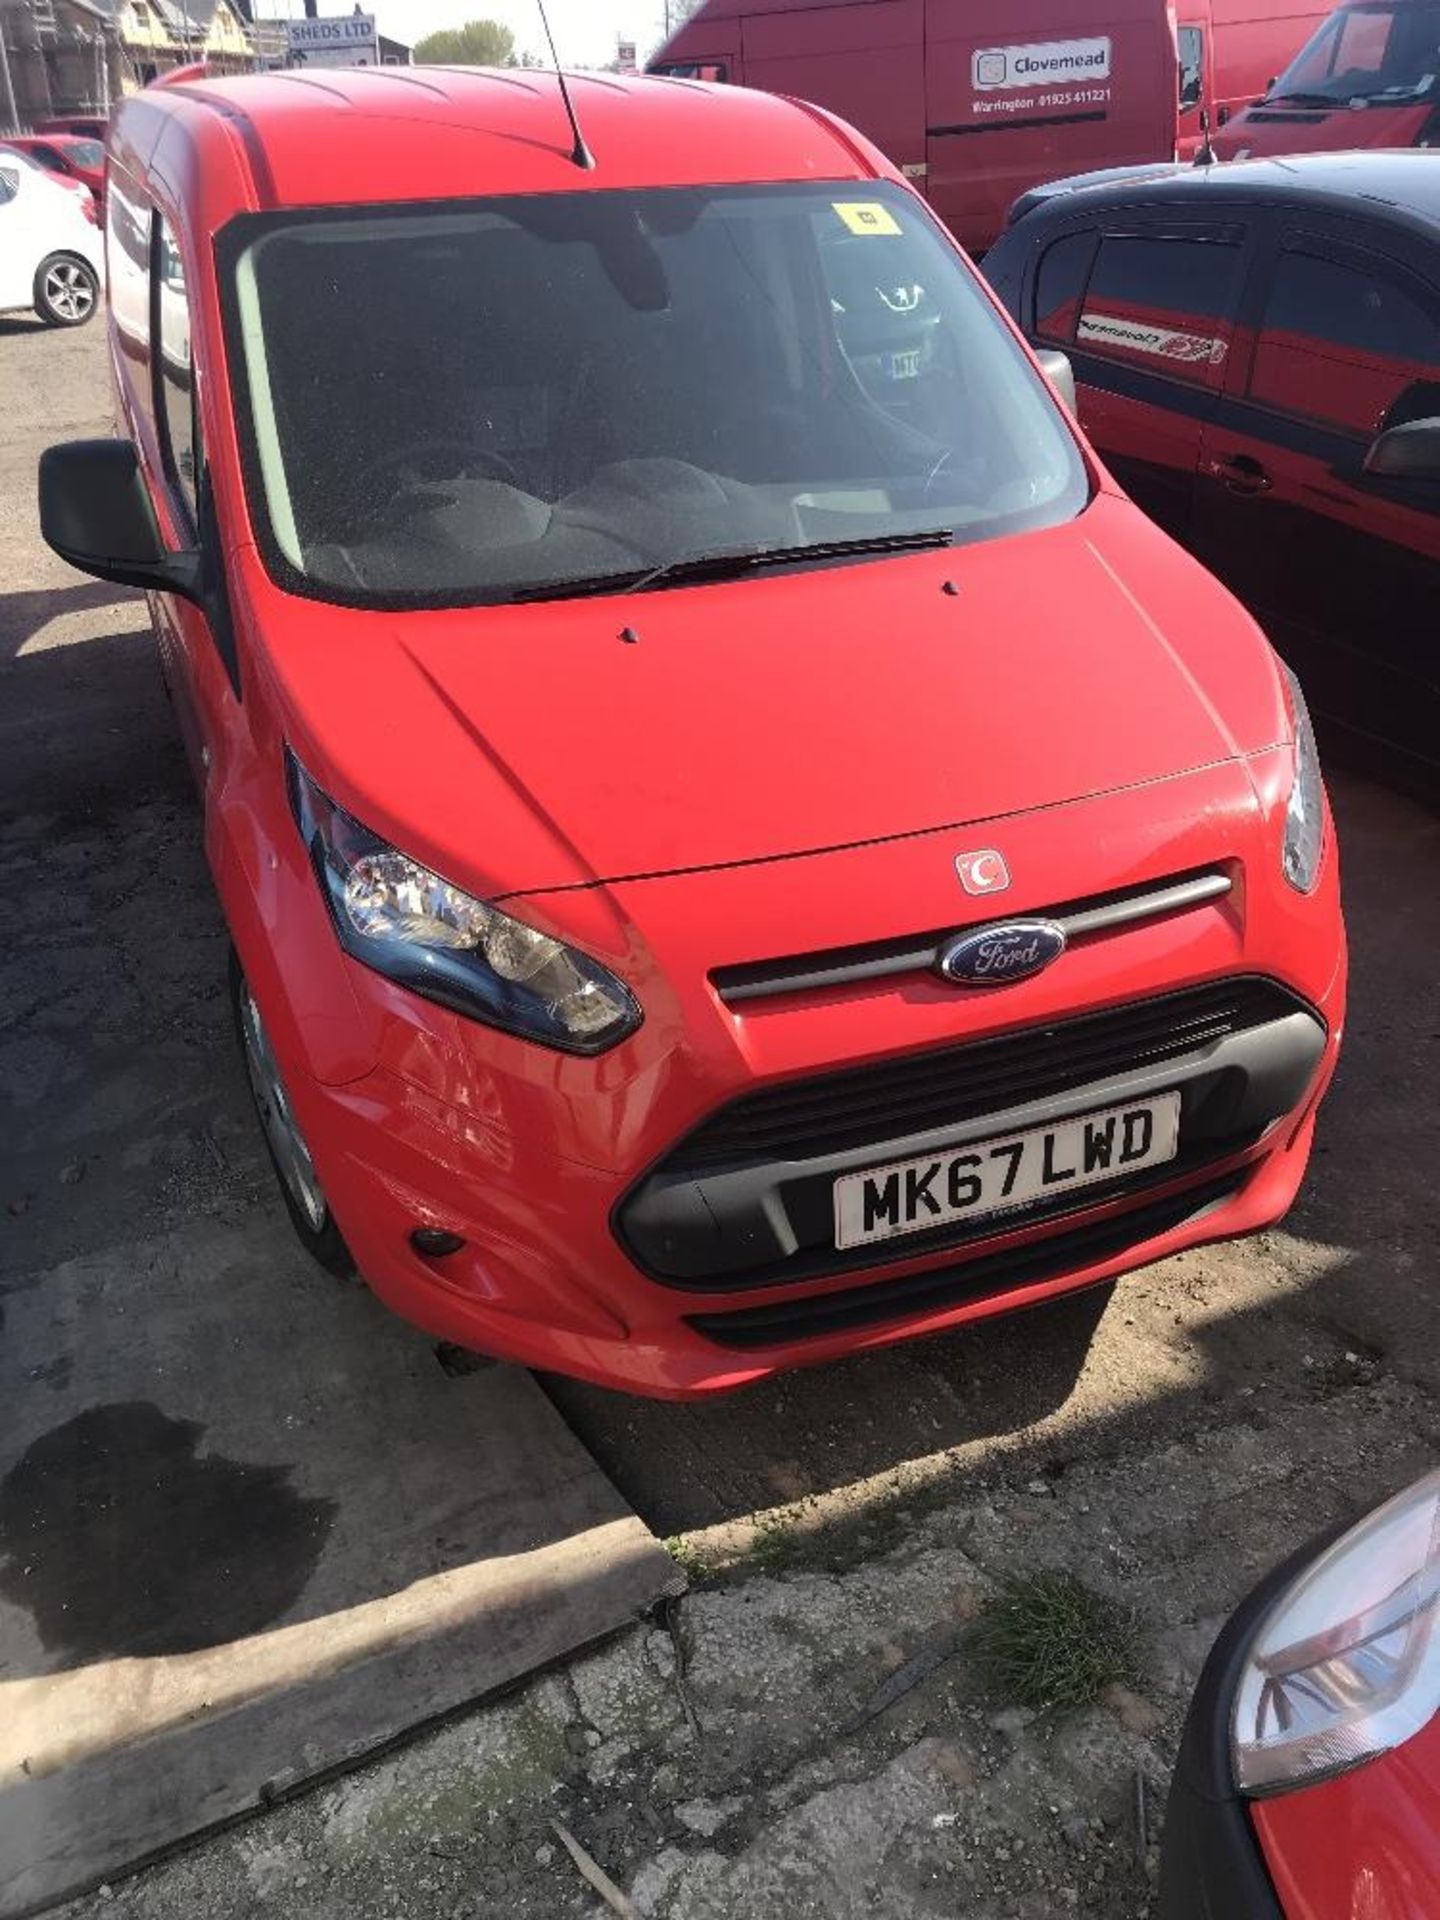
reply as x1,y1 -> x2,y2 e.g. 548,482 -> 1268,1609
0,0 -> 408,130
109,0 -> 256,86
0,0 -> 123,131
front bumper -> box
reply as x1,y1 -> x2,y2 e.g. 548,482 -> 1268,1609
618,977 -> 1325,1291
293,976 -> 1338,1398
270,757 -> 1345,1397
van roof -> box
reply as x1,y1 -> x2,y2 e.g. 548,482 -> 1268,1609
112,66 -> 890,215
1012,150 -> 1440,234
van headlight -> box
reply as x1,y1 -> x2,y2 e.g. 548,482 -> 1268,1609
1233,1470 -> 1440,1795
1281,669 -> 1325,894
287,752 -> 641,1055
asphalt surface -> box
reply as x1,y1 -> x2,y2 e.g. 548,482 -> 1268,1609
3,308 -> 1438,1551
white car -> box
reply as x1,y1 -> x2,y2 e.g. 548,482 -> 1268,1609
0,152 -> 104,326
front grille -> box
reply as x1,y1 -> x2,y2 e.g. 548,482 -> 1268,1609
674,977 -> 1307,1171
685,1173 -> 1244,1349
710,867 -> 1232,1005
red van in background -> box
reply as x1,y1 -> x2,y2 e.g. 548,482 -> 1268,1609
1217,0 -> 1440,156
650,0 -> 1330,252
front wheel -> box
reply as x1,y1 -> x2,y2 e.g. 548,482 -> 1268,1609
231,953 -> 354,1277
34,253 -> 99,327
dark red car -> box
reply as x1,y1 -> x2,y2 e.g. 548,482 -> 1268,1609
984,151 -> 1440,805
37,69 -> 1345,1397
4,133 -> 105,206
33,117 -> 108,143
1160,1468 -> 1440,1917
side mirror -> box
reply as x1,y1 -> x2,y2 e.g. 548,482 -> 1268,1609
1035,348 -> 1077,414
1363,416 -> 1440,482
38,439 -> 203,600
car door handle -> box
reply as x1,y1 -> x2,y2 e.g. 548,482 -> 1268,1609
1208,453 -> 1273,496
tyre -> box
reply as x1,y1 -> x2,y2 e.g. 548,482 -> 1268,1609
33,253 -> 100,327
230,952 -> 354,1277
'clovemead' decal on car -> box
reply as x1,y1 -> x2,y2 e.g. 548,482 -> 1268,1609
1077,312 -> 1229,368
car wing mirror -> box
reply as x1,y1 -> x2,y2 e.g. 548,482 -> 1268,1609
38,439 -> 203,601
1363,416 -> 1440,483
1035,348 -> 1077,414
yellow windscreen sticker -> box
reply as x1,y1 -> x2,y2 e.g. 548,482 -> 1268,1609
832,201 -> 902,237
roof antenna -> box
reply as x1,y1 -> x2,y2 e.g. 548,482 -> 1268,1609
1194,103 -> 1216,167
535,0 -> 595,171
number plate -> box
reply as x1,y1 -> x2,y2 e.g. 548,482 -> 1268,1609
833,1093 -> 1182,1251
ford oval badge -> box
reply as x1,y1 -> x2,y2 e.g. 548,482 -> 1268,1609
938,920 -> 1067,988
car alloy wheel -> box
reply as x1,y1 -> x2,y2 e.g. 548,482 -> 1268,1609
238,978 -> 328,1233
35,254 -> 98,325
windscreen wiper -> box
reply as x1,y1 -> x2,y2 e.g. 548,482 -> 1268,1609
1264,90 -> 1343,107
511,527 -> 955,603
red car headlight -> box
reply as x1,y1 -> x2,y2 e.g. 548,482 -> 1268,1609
1281,667 -> 1326,895
1232,1469 -> 1440,1795
286,750 -> 641,1055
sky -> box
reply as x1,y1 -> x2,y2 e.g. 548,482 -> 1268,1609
253,1 -> 688,67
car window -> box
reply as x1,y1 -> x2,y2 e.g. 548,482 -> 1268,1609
1034,232 -> 1097,345
67,140 -> 104,168
35,144 -> 65,169
649,60 -> 729,81
1178,27 -> 1205,110
154,216 -> 197,526
107,168 -> 157,440
224,184 -> 1089,608
1249,246 -> 1440,437
0,168 -> 16,207
1076,234 -> 1243,388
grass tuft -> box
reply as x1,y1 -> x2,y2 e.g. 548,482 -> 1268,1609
664,1534 -> 708,1584
970,1570 -> 1140,1713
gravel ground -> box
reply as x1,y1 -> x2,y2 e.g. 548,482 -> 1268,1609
2,314 -> 1438,1920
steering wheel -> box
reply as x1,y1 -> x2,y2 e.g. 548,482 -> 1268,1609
371,438 -> 521,489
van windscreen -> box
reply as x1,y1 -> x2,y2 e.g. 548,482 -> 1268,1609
1270,2 -> 1440,105
222,184 -> 1087,608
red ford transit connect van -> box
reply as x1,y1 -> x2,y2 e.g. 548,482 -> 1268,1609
651,1 -> 1331,253
39,69 -> 1344,1397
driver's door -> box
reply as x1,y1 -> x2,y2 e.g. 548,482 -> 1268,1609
1193,220 -> 1440,796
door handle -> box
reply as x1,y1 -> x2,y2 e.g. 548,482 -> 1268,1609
1208,453 -> 1273,496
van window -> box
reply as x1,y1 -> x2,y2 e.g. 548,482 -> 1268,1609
649,60 -> 729,82
1270,2 -> 1440,106
1178,27 -> 1204,111
1249,247 -> 1440,436
222,184 -> 1089,608
1034,233 -> 1097,345
153,216 -> 197,527
1077,235 -> 1242,388
107,169 -> 156,440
